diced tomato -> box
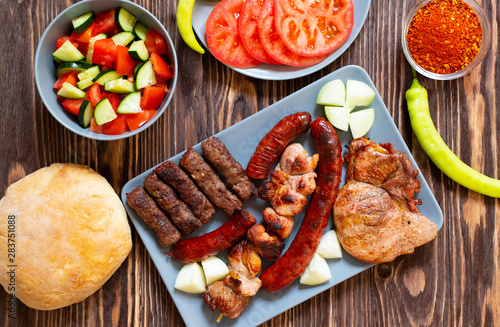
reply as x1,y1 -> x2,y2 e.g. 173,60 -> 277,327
114,45 -> 137,76
155,82 -> 169,93
87,83 -> 104,107
78,41 -> 89,56
61,98 -> 84,116
125,110 -> 156,131
102,115 -> 129,135
92,38 -> 117,66
127,75 -> 134,83
71,23 -> 95,43
140,86 -> 166,110
107,93 -> 122,111
150,53 -> 172,80
93,9 -> 117,36
144,29 -> 168,55
90,117 -> 102,134
53,71 -> 78,90
56,36 -> 78,50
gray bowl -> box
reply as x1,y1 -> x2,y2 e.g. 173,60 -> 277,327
34,0 -> 178,141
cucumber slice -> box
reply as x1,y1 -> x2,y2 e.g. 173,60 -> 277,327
86,33 -> 107,64
77,77 -> 94,90
104,79 -> 135,94
111,31 -> 135,47
78,100 -> 94,128
77,65 -> 100,81
133,61 -> 144,76
92,69 -> 122,85
56,61 -> 90,78
133,23 -> 149,40
57,82 -> 87,99
53,41 -> 84,62
134,60 -> 156,90
128,40 -> 149,61
71,11 -> 95,34
94,98 -> 117,125
117,91 -> 141,114
115,7 -> 138,32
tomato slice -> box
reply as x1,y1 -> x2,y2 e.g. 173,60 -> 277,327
56,36 -> 78,50
145,29 -> 169,55
238,0 -> 280,64
102,115 -> 128,135
205,0 -> 262,68
150,53 -> 172,80
61,98 -> 84,116
92,38 -> 117,66
87,83 -> 103,108
90,117 -> 102,133
114,45 -> 137,76
140,86 -> 166,110
93,9 -> 117,36
125,110 -> 156,131
71,23 -> 95,43
53,71 -> 79,89
257,0 -> 327,67
274,0 -> 354,57
107,93 -> 122,112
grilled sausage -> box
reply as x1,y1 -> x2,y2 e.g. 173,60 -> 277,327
201,137 -> 256,201
245,112 -> 312,179
126,186 -> 181,248
259,118 -> 342,292
180,148 -> 242,217
154,160 -> 215,224
144,172 -> 202,236
171,210 -> 257,263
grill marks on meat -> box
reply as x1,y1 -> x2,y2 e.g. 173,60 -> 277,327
126,186 -> 181,248
247,224 -> 284,261
201,137 -> 256,201
154,160 -> 215,224
262,207 -> 294,239
180,148 -> 242,217
144,172 -> 202,236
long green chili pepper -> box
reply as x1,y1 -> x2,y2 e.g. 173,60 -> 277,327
405,69 -> 500,197
176,0 -> 205,54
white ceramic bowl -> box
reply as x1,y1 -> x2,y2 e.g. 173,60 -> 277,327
35,0 -> 178,140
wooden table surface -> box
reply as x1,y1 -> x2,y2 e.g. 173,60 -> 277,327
1,0 -> 499,326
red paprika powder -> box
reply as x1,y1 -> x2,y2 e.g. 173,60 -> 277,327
406,0 -> 482,74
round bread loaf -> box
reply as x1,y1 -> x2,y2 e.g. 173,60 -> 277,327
0,163 -> 132,310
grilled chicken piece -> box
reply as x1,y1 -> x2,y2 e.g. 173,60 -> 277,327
202,281 -> 249,319
258,170 -> 317,216
334,181 -> 437,264
227,239 -> 261,277
247,224 -> 284,261
275,143 -> 319,175
262,207 -> 294,239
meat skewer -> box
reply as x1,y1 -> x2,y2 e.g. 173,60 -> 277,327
154,160 -> 215,224
201,137 -> 256,201
180,148 -> 242,217
144,172 -> 202,237
126,186 -> 181,248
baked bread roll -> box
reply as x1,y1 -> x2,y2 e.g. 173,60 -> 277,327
0,163 -> 132,310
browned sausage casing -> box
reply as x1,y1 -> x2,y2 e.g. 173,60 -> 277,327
171,210 -> 257,263
245,112 -> 312,179
260,117 -> 342,292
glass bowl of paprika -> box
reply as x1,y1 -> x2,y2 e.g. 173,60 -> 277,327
402,0 -> 491,80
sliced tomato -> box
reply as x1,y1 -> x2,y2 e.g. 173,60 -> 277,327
205,0 -> 261,67
102,115 -> 129,135
150,53 -> 172,80
87,83 -> 103,108
140,86 -> 166,110
125,110 -> 156,131
71,23 -> 95,43
274,0 -> 354,57
257,0 -> 327,67
238,0 -> 280,64
114,45 -> 137,76
56,36 -> 78,50
107,93 -> 122,112
53,71 -> 79,89
61,98 -> 84,116
92,38 -> 117,66
93,9 -> 117,36
90,117 -> 102,134
144,29 -> 168,55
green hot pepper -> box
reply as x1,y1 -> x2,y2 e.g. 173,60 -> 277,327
406,69 -> 500,197
176,0 -> 205,54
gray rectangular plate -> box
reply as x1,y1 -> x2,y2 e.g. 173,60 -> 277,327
121,65 -> 443,327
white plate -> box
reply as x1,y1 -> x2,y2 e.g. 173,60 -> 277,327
191,0 -> 371,80
121,65 -> 443,327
